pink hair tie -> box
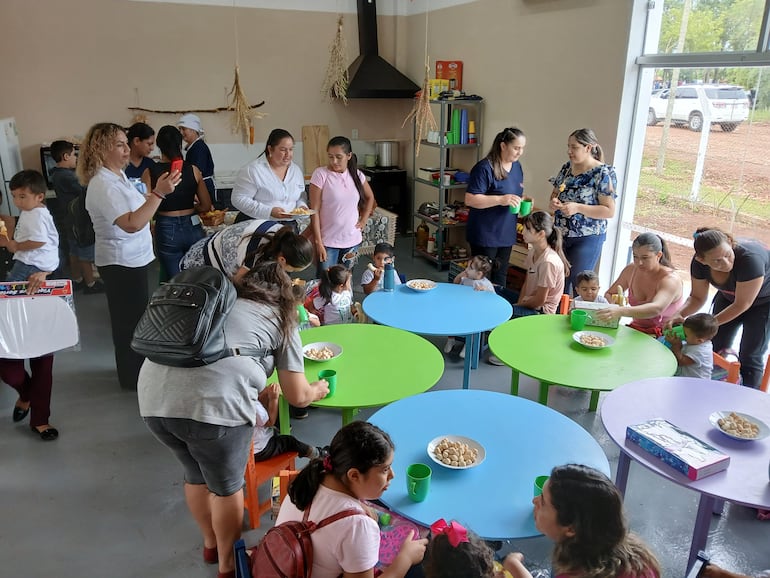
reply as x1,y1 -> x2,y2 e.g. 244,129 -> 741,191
323,455 -> 333,472
430,518 -> 469,547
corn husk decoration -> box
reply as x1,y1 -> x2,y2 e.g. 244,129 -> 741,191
402,64 -> 437,157
321,15 -> 349,104
227,65 -> 266,144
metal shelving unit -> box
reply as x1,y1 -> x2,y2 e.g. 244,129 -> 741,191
412,98 -> 483,268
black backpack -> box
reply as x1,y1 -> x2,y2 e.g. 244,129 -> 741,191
131,266 -> 268,367
67,193 -> 95,247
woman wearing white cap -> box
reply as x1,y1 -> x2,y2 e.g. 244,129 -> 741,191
178,113 -> 216,199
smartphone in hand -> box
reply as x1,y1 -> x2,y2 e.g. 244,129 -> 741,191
170,158 -> 183,174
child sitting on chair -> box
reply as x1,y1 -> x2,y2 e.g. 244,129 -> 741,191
666,312 -> 719,380
292,282 -> 320,330
309,265 -> 355,325
573,270 -> 609,304
445,256 -> 495,358
253,383 -> 324,462
361,242 -> 402,295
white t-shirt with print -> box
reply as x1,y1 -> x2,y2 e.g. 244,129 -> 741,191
676,340 -> 714,380
252,401 -> 275,454
12,206 -> 59,271
314,289 -> 354,325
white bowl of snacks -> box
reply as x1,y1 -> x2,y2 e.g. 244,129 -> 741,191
427,435 -> 486,470
709,411 -> 769,441
303,342 -> 343,362
406,279 -> 437,292
573,330 -> 614,350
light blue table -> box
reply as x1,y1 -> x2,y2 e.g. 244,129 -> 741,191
363,284 -> 512,389
368,389 -> 610,540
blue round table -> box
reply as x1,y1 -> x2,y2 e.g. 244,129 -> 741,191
363,283 -> 512,389
368,389 -> 610,540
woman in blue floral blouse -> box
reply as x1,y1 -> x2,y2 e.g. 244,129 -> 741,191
549,128 -> 617,294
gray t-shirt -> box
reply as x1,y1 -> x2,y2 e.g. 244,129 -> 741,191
137,298 -> 304,427
675,340 -> 714,380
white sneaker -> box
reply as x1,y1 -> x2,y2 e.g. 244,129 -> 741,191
458,344 -> 466,359
444,337 -> 456,353
488,354 -> 505,366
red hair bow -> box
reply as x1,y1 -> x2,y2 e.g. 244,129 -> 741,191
430,518 -> 469,547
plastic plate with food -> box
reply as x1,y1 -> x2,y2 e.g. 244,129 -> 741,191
279,208 -> 317,219
302,342 -> 343,362
708,410 -> 769,441
427,435 -> 486,470
573,331 -> 615,350
406,279 -> 437,292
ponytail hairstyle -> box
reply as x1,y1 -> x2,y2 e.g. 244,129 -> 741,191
633,232 -> 673,268
247,226 -> 314,271
486,127 -> 526,181
318,264 -> 351,301
693,227 -> 735,258
288,421 -> 395,511
327,136 -> 366,209
522,211 -> 571,276
423,528 -> 497,578
467,255 -> 493,278
235,260 -> 297,340
570,128 -> 604,163
261,128 -> 294,159
155,125 -> 183,161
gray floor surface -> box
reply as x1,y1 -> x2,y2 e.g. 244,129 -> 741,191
1,235 -> 768,578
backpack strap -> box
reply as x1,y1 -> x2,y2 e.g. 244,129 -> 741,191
223,347 -> 271,359
300,506 -> 366,532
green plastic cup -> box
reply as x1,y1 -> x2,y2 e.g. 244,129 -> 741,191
571,309 -> 588,331
509,203 -> 520,215
406,463 -> 432,502
318,369 -> 337,398
671,325 -> 686,340
534,475 -> 549,497
519,199 -> 533,217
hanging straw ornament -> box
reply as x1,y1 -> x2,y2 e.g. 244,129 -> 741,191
402,3 -> 437,157
321,15 -> 349,104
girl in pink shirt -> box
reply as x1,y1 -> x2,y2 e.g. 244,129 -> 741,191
309,136 -> 376,276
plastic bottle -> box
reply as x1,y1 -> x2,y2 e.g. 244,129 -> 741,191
383,262 -> 395,292
416,222 -> 429,250
426,235 -> 435,254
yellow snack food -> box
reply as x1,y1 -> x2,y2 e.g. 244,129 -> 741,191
0,220 -> 7,238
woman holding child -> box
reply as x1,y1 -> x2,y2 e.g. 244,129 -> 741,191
668,227 -> 770,388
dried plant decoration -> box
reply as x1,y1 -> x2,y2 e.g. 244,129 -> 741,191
321,15 -> 349,104
402,64 -> 437,157
227,65 -> 266,144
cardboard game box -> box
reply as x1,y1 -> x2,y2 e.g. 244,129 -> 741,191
573,300 -> 620,329
626,418 -> 730,481
435,60 -> 463,91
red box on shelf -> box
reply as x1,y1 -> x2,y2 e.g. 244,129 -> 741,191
435,61 -> 463,91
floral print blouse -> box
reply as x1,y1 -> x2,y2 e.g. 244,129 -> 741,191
550,162 -> 618,238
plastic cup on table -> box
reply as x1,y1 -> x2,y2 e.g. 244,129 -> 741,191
406,463 -> 432,502
670,325 -> 686,340
534,475 -> 549,497
318,369 -> 337,397
570,309 -> 588,331
519,199 -> 533,216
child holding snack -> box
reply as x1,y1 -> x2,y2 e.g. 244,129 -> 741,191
361,242 -> 402,295
292,282 -> 320,330
667,313 -> 719,380
311,264 -> 354,325
445,256 -> 495,358
573,270 -> 609,304
423,518 -> 508,578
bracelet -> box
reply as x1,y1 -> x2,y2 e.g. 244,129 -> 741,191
151,190 -> 166,200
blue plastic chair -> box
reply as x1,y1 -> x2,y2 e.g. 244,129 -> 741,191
234,538 -> 253,578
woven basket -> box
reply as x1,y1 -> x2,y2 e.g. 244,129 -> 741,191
201,211 -> 226,227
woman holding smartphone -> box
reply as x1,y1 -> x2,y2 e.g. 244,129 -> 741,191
142,125 -> 212,279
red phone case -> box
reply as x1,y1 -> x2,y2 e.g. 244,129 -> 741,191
170,159 -> 183,173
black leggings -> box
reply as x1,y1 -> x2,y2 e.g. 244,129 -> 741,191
469,245 -> 513,287
254,434 -> 313,461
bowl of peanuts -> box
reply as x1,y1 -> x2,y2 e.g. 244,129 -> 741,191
709,411 -> 769,441
427,435 -> 486,470
406,279 -> 437,292
572,330 -> 615,350
302,342 -> 343,362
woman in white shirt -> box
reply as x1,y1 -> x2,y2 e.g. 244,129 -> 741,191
78,123 -> 179,390
231,128 -> 308,222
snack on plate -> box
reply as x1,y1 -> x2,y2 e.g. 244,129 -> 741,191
579,333 -> 607,348
432,437 -> 478,467
305,346 -> 335,361
201,210 -> 226,226
289,207 -> 313,215
0,220 -> 7,238
717,412 -> 760,439
408,280 -> 436,290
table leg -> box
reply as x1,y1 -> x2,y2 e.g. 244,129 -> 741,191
687,495 -> 716,573
342,408 -> 358,425
279,397 -> 291,435
510,370 -> 520,396
470,332 -> 481,370
538,382 -> 549,405
614,452 -> 631,496
462,337 -> 472,390
588,390 -> 600,412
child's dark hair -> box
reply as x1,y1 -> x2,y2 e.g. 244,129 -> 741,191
126,122 -> 155,145
423,528 -> 496,578
288,421 -> 394,511
633,232 -> 673,268
9,170 -> 47,195
373,242 -> 394,258
156,125 -> 183,161
575,270 -> 599,286
521,211 -> 571,276
50,140 -> 75,163
683,313 -> 719,340
290,283 -> 306,304
246,226 -> 314,271
236,260 -> 297,341
328,136 -> 366,209
319,265 -> 351,301
693,227 -> 736,257
468,255 -> 492,276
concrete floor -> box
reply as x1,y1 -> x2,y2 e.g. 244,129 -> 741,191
1,235 -> 768,578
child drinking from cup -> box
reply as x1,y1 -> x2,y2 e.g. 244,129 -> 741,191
361,242 -> 402,295
445,256 -> 495,358
310,264 -> 354,325
573,270 -> 608,304
423,518 -> 509,578
666,312 -> 719,380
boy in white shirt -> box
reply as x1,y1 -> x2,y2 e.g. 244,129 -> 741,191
573,270 -> 609,304
360,242 -> 401,295
667,313 -> 719,380
0,170 -> 59,281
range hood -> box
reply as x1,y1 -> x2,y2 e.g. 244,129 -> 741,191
346,0 -> 420,99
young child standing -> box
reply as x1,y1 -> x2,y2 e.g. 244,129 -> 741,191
311,264 -> 354,325
361,242 -> 402,295
573,270 -> 608,304
445,256 -> 495,358
667,313 -> 719,380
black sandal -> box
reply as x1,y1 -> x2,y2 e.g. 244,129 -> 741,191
12,406 -> 30,422
31,426 -> 59,441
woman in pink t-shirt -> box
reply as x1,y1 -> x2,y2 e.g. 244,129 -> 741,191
309,136 -> 375,276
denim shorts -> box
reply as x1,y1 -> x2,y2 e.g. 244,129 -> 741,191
67,234 -> 95,261
144,417 -> 253,496
6,261 -> 45,282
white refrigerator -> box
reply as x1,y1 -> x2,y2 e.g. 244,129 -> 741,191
0,117 -> 23,217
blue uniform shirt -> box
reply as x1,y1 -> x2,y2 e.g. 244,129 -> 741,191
465,158 -> 523,247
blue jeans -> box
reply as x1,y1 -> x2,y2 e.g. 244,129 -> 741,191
316,244 -> 359,277
6,261 -> 45,282
494,286 -> 542,318
155,215 -> 205,280
563,233 -> 606,295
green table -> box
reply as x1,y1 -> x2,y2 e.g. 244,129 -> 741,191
271,324 -> 444,434
488,315 -> 677,411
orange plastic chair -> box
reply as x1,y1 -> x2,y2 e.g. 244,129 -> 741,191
559,294 -> 571,315
759,356 -> 770,393
243,442 -> 297,529
278,469 -> 300,504
712,352 -> 741,384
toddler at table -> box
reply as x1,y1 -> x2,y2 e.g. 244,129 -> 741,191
573,270 -> 609,305
666,312 -> 719,380
445,256 -> 495,358
309,264 -> 355,325
422,518 -> 510,578
293,282 -> 320,330
361,242 -> 402,295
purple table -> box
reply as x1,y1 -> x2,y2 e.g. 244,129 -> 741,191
601,377 -> 770,573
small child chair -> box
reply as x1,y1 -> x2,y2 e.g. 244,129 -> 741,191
242,441 -> 297,529
712,352 -> 741,384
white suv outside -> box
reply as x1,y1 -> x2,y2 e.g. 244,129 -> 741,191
647,84 -> 750,132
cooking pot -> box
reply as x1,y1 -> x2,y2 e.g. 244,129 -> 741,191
376,141 -> 399,168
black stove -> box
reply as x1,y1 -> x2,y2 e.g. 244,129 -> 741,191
362,167 -> 410,234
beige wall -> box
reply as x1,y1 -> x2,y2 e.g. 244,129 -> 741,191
1,0 -> 632,207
